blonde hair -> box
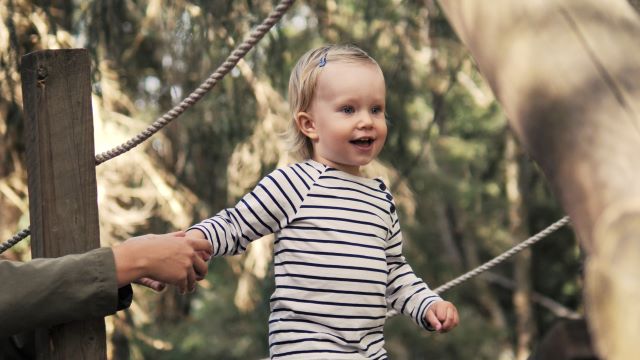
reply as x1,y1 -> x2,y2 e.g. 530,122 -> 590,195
285,44 -> 379,160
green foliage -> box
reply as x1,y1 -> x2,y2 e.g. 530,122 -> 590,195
2,0 -> 584,358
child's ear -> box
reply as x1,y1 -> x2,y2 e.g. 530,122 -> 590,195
295,112 -> 318,140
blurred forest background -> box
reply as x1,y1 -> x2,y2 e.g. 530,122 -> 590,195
0,0 -> 586,359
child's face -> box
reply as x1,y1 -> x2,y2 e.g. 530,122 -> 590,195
298,61 -> 387,176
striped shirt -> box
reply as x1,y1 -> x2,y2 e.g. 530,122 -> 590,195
190,159 -> 442,359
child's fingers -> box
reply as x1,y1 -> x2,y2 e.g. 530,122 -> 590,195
134,277 -> 167,292
426,309 -> 442,331
437,303 -> 450,320
193,254 -> 209,280
441,307 -> 454,330
442,306 -> 460,331
196,249 -> 211,261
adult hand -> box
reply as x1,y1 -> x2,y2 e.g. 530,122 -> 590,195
113,231 -> 212,294
424,300 -> 459,332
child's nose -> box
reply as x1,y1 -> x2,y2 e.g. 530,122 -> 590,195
357,113 -> 374,128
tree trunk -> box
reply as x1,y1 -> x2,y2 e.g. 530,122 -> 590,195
437,1 -> 640,357
457,212 -> 508,330
505,131 -> 534,360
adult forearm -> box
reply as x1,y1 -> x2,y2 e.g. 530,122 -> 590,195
0,248 -> 119,337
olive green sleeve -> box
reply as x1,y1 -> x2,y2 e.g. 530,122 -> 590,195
0,247 -> 131,337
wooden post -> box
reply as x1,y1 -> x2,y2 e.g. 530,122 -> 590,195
21,49 -> 105,359
436,1 -> 640,358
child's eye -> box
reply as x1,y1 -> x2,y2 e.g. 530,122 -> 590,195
371,106 -> 383,114
341,105 -> 355,114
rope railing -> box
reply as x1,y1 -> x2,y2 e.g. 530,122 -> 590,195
95,0 -> 296,165
433,215 -> 571,294
0,0 -> 296,254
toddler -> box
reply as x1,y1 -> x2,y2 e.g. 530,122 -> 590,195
188,44 -> 459,359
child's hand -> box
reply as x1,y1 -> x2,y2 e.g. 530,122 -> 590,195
195,250 -> 211,280
185,229 -> 212,281
424,301 -> 459,332
133,277 -> 166,292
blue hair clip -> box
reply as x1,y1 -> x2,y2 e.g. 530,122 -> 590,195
319,53 -> 327,67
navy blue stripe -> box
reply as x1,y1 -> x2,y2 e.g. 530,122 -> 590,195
226,210 -> 256,243
321,172 -> 383,194
209,217 -> 229,255
290,165 -> 311,190
295,163 -> 315,182
315,182 -> 389,204
257,183 -> 290,225
270,296 -> 386,309
400,287 -> 426,314
269,317 -> 382,332
420,297 -> 441,329
303,161 -> 324,174
240,198 -> 273,233
390,284 -> 403,296
275,236 -> 384,251
272,307 -> 386,320
286,225 -> 385,241
275,260 -> 388,274
307,193 -> 388,214
274,273 -> 386,286
294,216 -> 388,232
266,174 -> 296,214
199,221 -> 219,253
388,270 -> 413,287
271,337 -> 350,348
268,329 -> 384,345
274,248 -> 386,263
234,202 -> 265,237
250,192 -> 281,230
364,336 -> 385,353
386,239 -> 402,251
221,213 -> 246,255
372,349 -> 389,360
300,204 -> 381,218
277,168 -> 304,201
414,296 -> 431,326
275,285 -> 384,297
272,348 -> 358,359
271,333 -> 385,355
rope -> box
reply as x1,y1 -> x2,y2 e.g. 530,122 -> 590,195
95,0 -> 296,165
0,227 -> 30,254
0,0 -> 296,254
433,215 -> 570,294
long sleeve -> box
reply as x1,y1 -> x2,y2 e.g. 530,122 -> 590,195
0,247 -> 131,337
189,165 -> 314,256
385,215 -> 442,330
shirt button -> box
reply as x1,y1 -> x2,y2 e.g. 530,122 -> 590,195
379,183 -> 386,191
386,194 -> 393,201
390,205 -> 396,213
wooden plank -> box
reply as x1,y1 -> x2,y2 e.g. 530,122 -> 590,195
21,49 -> 105,360
436,1 -> 640,358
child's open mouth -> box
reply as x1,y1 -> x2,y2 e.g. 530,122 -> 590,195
350,137 -> 374,147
